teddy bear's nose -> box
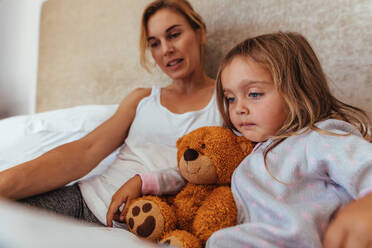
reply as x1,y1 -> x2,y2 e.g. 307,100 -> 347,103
184,148 -> 199,161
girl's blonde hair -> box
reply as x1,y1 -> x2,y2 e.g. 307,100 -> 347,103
216,32 -> 371,180
139,0 -> 206,71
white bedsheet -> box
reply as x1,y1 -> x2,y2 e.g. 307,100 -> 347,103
0,105 -> 160,247
0,198 -> 155,248
0,104 -> 119,180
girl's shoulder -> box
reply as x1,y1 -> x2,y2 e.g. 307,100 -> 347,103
314,119 -> 362,136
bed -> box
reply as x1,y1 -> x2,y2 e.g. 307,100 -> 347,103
0,0 -> 371,247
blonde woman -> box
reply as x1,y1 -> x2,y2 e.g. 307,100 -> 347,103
0,0 -> 222,227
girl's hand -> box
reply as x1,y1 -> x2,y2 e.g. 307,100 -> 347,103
323,193 -> 372,248
106,175 -> 142,227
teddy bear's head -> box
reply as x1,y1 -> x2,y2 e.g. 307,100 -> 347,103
176,126 -> 253,185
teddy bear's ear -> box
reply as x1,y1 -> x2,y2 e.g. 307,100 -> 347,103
237,136 -> 254,154
176,136 -> 183,148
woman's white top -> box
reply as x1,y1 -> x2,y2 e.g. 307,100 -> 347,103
78,85 -> 222,225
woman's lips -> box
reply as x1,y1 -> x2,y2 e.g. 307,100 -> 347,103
166,58 -> 184,70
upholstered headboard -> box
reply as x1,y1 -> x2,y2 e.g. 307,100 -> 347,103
37,0 -> 372,118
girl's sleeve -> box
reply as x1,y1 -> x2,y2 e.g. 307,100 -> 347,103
307,122 -> 372,199
139,168 -> 186,195
206,223 -> 305,248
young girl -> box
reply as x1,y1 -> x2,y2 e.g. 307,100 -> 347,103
113,32 -> 372,248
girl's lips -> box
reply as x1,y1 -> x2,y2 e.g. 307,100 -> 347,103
240,123 -> 256,128
241,122 -> 255,126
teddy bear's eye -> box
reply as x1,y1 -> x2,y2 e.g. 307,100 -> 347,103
201,144 -> 206,149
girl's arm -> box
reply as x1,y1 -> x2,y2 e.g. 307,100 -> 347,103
106,174 -> 143,227
305,121 -> 372,248
0,88 -> 151,200
323,193 -> 372,248
140,168 -> 187,195
106,168 -> 186,227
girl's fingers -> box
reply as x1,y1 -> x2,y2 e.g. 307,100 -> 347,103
344,234 -> 368,248
120,198 -> 132,222
106,204 -> 116,227
113,209 -> 122,222
323,222 -> 346,248
106,199 -> 123,226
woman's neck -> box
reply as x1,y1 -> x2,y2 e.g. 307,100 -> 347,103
169,72 -> 215,95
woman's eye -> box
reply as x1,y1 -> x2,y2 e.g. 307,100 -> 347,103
169,32 -> 181,39
149,42 -> 159,48
225,96 -> 235,103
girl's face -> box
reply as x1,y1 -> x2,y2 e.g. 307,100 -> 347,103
146,9 -> 205,80
221,56 -> 288,142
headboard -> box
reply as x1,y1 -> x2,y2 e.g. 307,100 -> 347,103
37,0 -> 372,119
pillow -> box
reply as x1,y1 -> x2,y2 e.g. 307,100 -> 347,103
0,105 -> 118,181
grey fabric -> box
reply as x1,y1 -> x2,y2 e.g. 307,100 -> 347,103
19,183 -> 103,226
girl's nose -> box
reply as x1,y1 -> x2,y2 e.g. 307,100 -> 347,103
235,100 -> 249,115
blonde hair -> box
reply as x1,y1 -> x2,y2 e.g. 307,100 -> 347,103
139,0 -> 206,71
216,32 -> 371,181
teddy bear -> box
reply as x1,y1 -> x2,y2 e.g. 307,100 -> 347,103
125,126 -> 253,248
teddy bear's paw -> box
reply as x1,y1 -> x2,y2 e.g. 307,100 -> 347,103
161,230 -> 202,248
126,199 -> 165,241
161,236 -> 184,247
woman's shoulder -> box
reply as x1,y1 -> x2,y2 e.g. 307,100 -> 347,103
128,87 -> 152,99
120,88 -> 152,104
115,87 -> 152,114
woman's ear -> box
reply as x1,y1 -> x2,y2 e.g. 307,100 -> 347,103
197,28 -> 207,45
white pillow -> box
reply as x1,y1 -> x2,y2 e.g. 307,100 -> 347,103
0,105 -> 119,180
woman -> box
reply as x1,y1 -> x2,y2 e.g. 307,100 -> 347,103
0,0 -> 222,226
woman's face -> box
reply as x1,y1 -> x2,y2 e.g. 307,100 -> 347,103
146,8 -> 205,80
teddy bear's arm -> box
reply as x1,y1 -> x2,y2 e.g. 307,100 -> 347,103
173,183 -> 216,232
192,186 -> 237,243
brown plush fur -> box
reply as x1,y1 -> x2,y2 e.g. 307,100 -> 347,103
125,126 -> 253,247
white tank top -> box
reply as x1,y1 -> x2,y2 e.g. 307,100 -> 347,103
79,85 -> 222,225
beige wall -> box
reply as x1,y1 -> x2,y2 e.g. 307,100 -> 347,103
37,0 -> 372,119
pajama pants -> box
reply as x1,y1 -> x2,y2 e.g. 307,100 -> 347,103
19,183 -> 103,226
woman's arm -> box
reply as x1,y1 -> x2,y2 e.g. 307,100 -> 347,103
0,88 -> 151,200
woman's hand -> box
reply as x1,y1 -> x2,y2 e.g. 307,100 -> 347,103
106,175 -> 142,227
323,193 -> 372,248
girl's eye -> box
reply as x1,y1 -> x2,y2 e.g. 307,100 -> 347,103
248,92 -> 263,98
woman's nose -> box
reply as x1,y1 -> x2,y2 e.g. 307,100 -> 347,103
162,41 -> 174,56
